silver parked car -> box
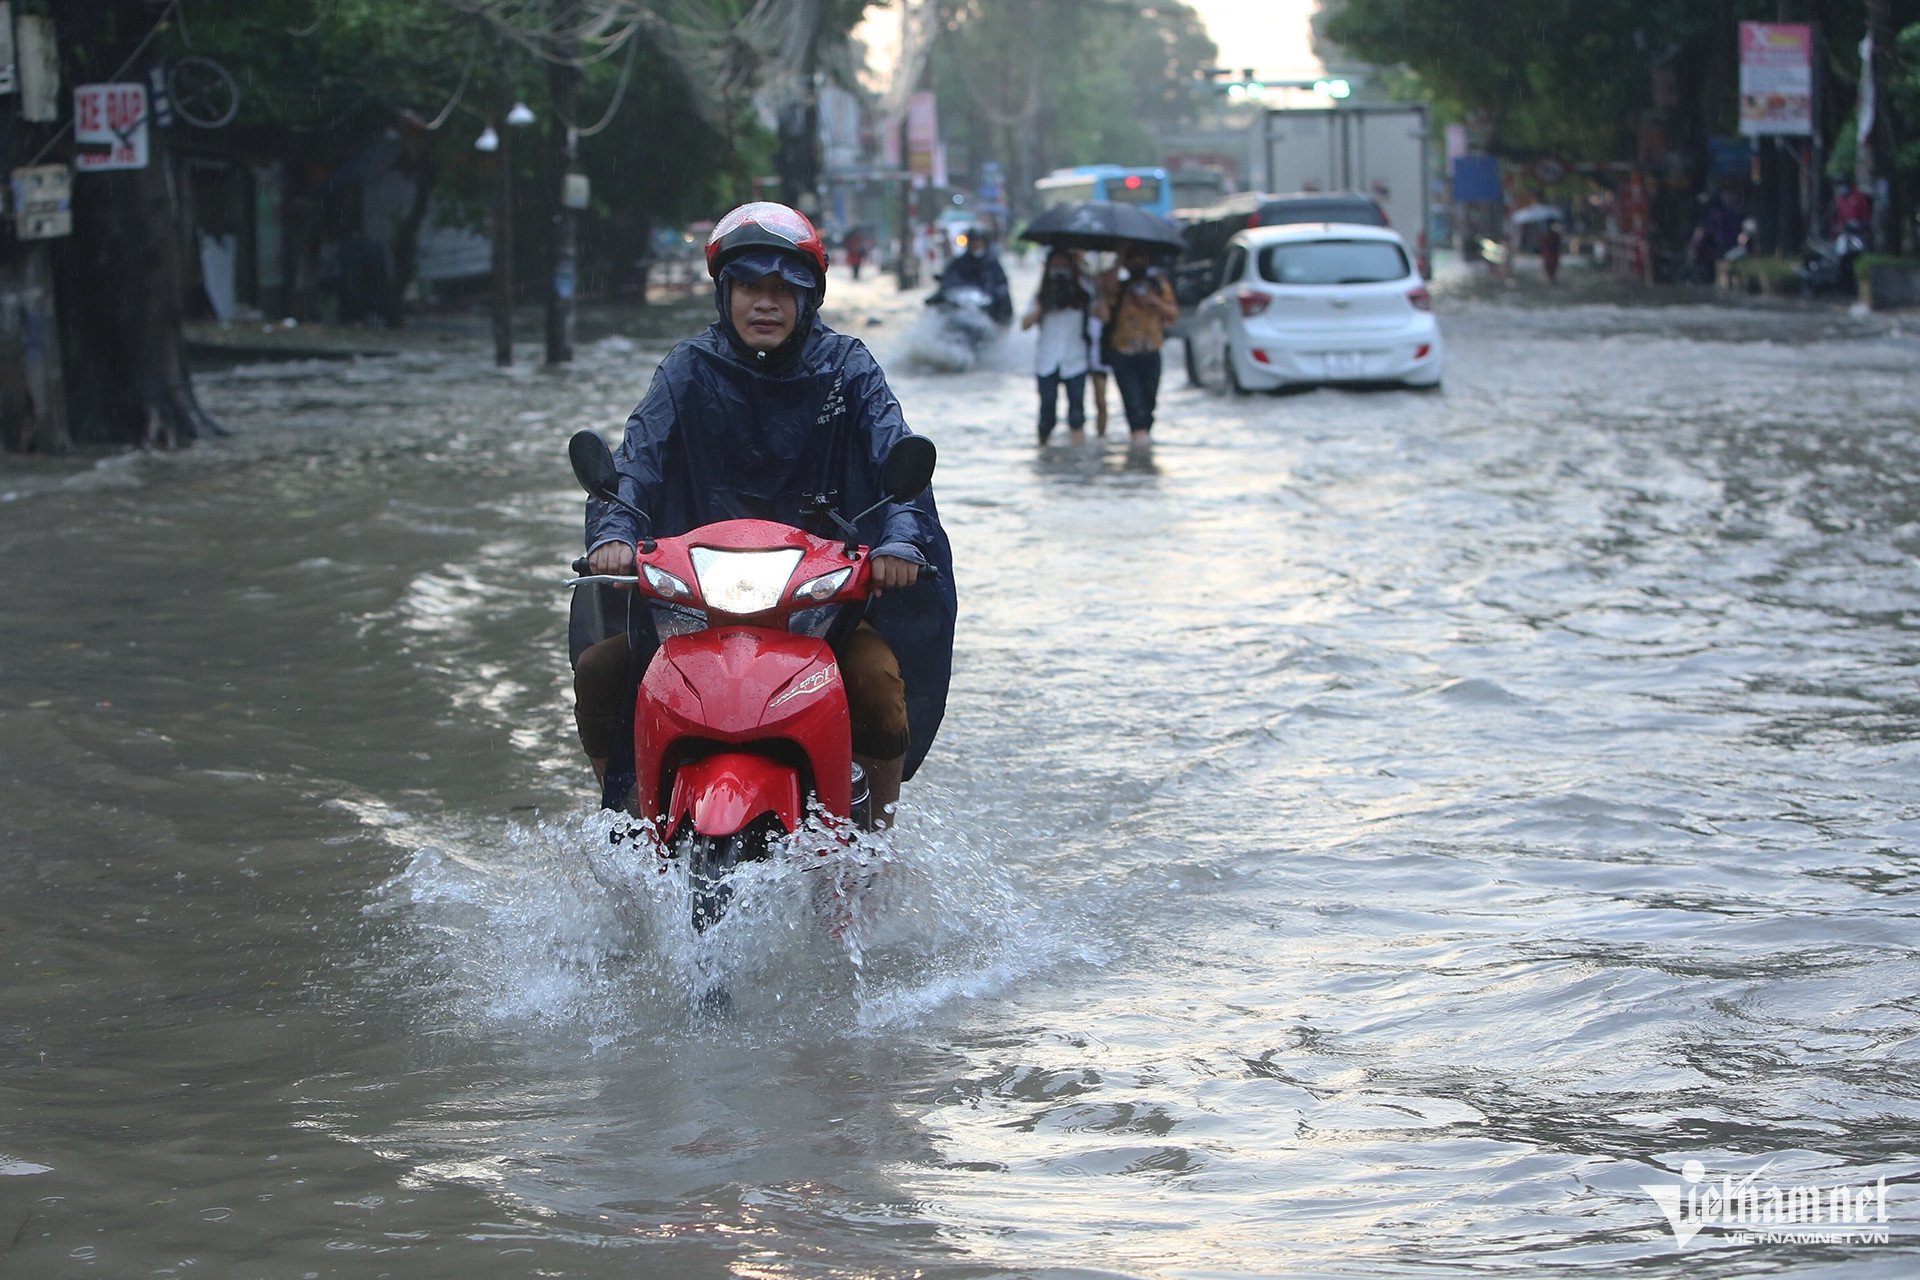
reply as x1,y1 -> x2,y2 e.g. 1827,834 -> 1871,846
1185,222 -> 1444,392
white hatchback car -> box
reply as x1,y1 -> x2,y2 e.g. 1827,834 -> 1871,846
1185,222 -> 1443,392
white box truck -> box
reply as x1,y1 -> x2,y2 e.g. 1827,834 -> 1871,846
1250,104 -> 1432,275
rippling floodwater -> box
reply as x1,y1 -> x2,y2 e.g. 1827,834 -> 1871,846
3,265 -> 1919,1278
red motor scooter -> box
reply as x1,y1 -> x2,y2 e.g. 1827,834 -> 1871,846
566,430 -> 937,931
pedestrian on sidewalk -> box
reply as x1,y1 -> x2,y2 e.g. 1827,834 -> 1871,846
1020,249 -> 1093,445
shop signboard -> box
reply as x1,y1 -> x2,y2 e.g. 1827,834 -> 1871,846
74,82 -> 150,172
1739,22 -> 1813,137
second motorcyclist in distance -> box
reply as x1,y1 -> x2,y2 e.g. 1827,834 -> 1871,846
576,201 -> 958,826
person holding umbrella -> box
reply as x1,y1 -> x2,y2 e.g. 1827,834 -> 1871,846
1020,202 -> 1183,444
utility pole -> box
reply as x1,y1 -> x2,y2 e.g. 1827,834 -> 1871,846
1862,0 -> 1901,252
1775,0 -> 1805,252
489,38 -> 514,368
545,0 -> 579,367
894,111 -> 915,290
1,8 -> 71,452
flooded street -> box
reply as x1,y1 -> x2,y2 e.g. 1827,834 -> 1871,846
4,266 -> 1920,1278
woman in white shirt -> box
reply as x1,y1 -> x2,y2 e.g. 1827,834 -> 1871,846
1019,248 -> 1094,445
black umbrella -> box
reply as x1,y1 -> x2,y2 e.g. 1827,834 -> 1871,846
1018,201 -> 1185,255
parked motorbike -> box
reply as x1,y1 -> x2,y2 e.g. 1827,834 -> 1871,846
1795,221 -> 1868,297
565,429 -> 937,933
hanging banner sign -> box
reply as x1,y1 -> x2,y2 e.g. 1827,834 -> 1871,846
906,90 -> 938,180
74,82 -> 151,171
1738,22 -> 1813,137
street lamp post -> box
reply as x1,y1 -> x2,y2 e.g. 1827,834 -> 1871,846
483,40 -> 537,368
546,0 -> 581,368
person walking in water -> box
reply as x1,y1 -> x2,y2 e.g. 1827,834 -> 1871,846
1020,248 -> 1093,445
1104,245 -> 1179,444
1079,251 -> 1115,436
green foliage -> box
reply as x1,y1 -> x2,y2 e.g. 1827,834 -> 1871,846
1324,0 -> 1724,158
1317,0 -> 1920,162
147,1 -> 751,236
1897,22 -> 1920,179
156,0 -> 475,136
577,37 -> 738,232
931,0 -> 1218,180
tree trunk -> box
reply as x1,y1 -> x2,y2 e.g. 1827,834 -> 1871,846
50,0 -> 222,448
489,41 -> 515,368
1863,0 -> 1902,253
58,117 -> 223,446
0,244 -> 72,453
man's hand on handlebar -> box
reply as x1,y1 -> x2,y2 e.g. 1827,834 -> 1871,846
869,554 -> 920,596
587,541 -> 635,583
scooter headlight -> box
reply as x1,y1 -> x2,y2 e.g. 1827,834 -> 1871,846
792,567 -> 853,603
690,547 -> 804,615
643,564 -> 693,599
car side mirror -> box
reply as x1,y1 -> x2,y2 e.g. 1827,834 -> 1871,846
568,430 -> 620,502
880,435 -> 937,503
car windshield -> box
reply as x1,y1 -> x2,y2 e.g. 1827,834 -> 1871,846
1258,240 -> 1410,285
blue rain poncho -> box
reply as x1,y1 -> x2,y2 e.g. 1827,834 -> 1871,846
585,314 -> 957,780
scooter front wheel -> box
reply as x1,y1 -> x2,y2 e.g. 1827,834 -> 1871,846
682,822 -> 778,932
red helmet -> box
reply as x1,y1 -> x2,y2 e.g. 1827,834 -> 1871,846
705,202 -> 829,300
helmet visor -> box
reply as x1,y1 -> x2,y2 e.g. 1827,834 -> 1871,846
710,202 -> 816,251
720,249 -> 818,293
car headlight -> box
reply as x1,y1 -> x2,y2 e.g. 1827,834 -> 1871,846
643,563 -> 693,599
690,547 -> 804,615
792,567 -> 853,603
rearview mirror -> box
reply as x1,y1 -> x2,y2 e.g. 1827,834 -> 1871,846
568,430 -> 620,501
880,435 -> 937,503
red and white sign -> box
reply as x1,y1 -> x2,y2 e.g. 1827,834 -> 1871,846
1738,22 -> 1813,137
74,82 -> 150,171
906,90 -> 937,180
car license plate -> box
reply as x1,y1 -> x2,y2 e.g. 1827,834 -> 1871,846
1325,351 -> 1362,378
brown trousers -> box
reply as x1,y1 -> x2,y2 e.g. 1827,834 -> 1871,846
573,620 -> 909,762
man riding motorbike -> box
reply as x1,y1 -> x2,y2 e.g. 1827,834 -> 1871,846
573,201 -> 958,825
934,228 -> 1013,324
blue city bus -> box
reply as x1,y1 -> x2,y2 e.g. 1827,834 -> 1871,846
1032,165 -> 1174,219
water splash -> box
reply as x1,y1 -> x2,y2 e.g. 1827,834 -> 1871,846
366,788 -> 1070,1047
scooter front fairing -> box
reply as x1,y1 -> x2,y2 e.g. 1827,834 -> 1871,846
636,626 -> 854,837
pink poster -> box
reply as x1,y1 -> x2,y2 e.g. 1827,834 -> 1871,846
906,90 -> 937,178
1738,22 -> 1812,137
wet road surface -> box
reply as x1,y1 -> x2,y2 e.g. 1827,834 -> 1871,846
3,262 -> 1920,1277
